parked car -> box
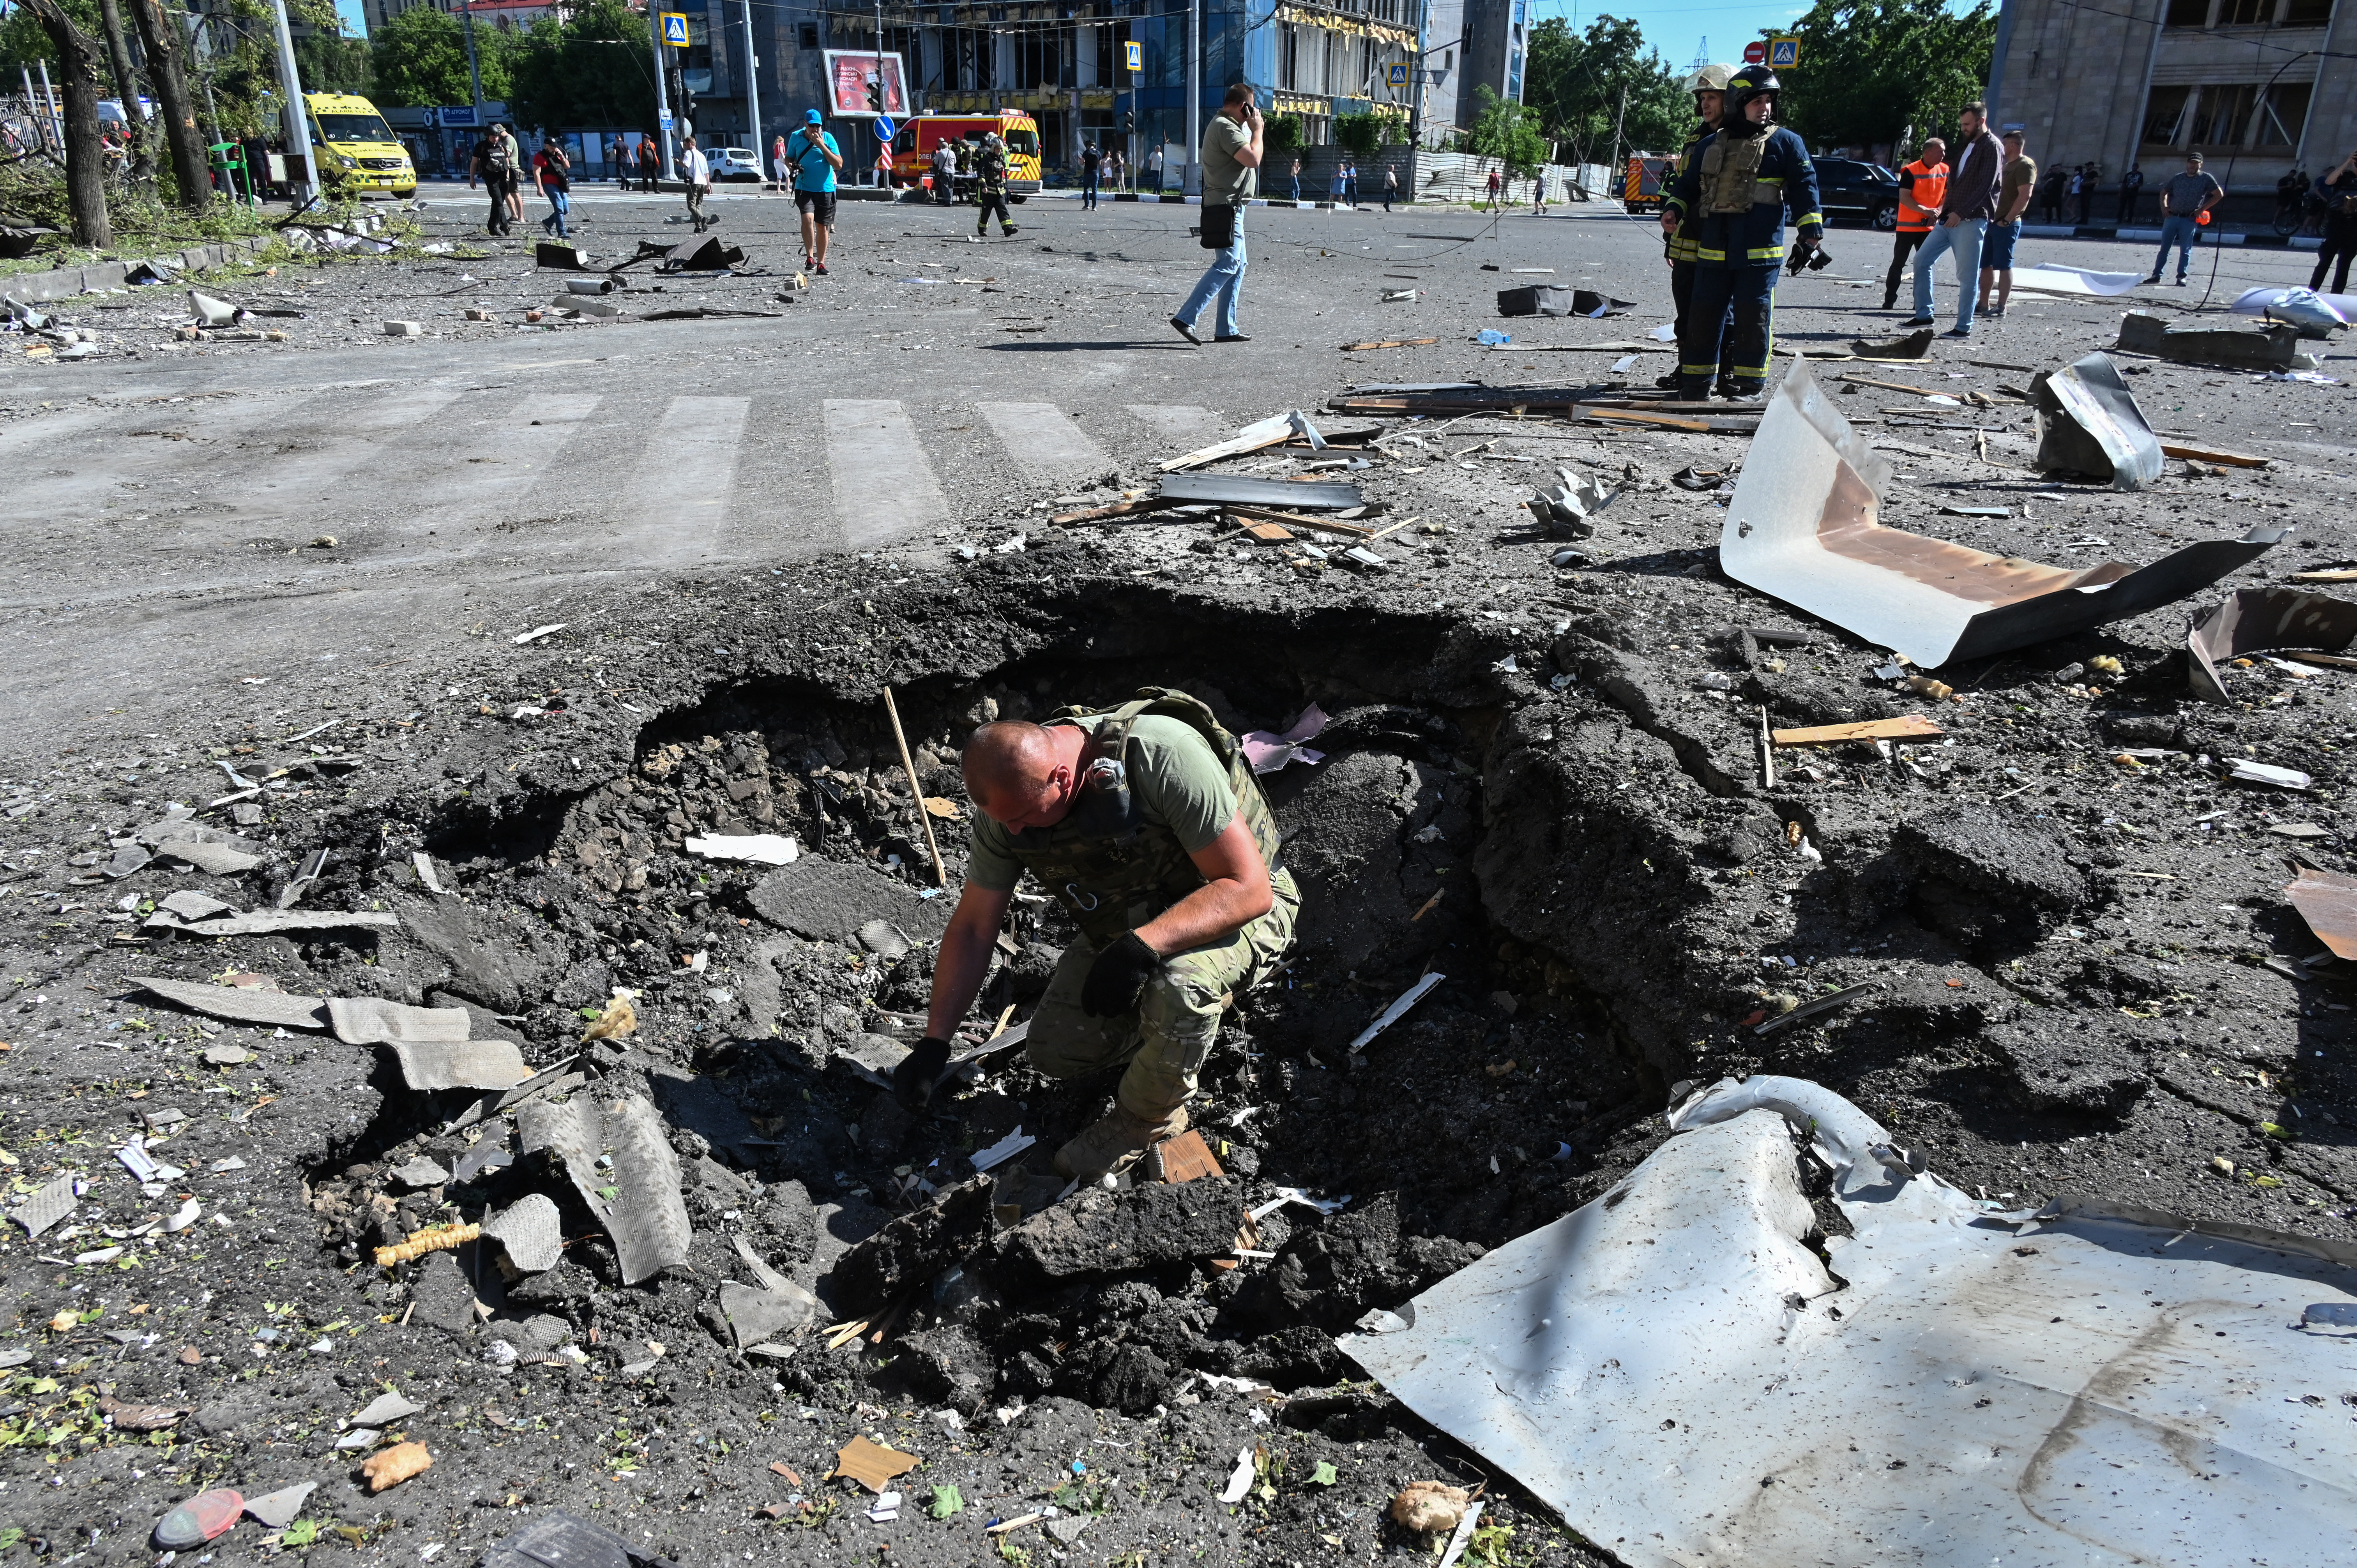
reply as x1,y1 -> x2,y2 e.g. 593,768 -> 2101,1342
1811,157 -> 1901,229
707,147 -> 762,182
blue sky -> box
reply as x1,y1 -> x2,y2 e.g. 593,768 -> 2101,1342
1532,1 -> 1814,73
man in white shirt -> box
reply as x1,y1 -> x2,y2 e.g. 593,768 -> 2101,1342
679,135 -> 712,233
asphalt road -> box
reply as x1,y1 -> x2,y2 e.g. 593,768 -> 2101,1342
0,180 -> 2339,754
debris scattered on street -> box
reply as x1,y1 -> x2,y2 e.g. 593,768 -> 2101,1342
2184,587 -> 2357,703
1240,705 -> 1328,774
683,833 -> 800,865
1723,361 -> 2279,666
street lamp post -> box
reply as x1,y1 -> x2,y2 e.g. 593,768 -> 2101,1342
1186,0 -> 1199,192
265,0 -> 311,201
652,6 -> 675,172
740,0 -> 763,181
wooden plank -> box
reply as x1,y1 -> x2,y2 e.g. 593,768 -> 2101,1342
1225,504 -> 1378,538
1150,1129 -> 1225,1184
2288,651 -> 2357,668
1571,405 -> 1713,432
2159,441 -> 2269,468
1772,715 -> 1945,746
1157,412 -> 1295,473
1240,520 -> 1294,541
1839,372 -> 1944,397
2287,569 -> 2357,584
1048,496 -> 1175,525
1339,337 -> 1439,351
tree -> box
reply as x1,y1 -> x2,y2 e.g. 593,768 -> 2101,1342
18,0 -> 111,244
297,21 -> 373,98
125,0 -> 209,210
94,0 -> 156,196
1465,85 -> 1549,179
1334,106 -> 1405,155
504,0 -> 655,135
369,4 -> 498,107
1767,0 -> 1998,155
1522,15 -> 1689,164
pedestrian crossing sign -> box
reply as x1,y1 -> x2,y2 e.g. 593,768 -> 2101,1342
661,12 -> 689,46
1769,37 -> 1799,67
1124,40 -> 1143,72
1387,62 -> 1410,86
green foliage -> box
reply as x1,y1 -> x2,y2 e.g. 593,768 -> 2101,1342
926,1483 -> 964,1518
1769,0 -> 1998,154
369,4 -> 510,108
1465,85 -> 1550,179
1264,113 -> 1302,155
1332,107 -> 1405,155
504,0 -> 657,134
281,1519 -> 321,1549
297,28 -> 372,97
1308,1459 -> 1339,1486
1523,15 -> 1691,160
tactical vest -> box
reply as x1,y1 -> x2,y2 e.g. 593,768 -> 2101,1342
1004,689 -> 1284,947
1699,132 -> 1775,215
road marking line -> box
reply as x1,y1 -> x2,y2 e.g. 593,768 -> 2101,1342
975,402 -> 1108,470
631,396 -> 748,564
824,399 -> 949,547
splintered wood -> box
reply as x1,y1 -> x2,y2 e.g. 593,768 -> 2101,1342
373,1221 -> 481,1268
1770,716 -> 1945,746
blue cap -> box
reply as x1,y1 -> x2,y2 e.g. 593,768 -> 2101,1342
805,109 -> 823,125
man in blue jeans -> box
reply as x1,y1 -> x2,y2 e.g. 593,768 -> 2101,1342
2147,151 -> 2223,286
1909,100 -> 2003,337
1171,83 -> 1262,345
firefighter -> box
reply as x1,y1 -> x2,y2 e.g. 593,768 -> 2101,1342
1658,62 -> 1734,393
1659,65 -> 1821,401
974,132 -> 1018,238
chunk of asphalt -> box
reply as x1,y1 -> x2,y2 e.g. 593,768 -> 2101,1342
515,1096 -> 689,1285
1005,1177 -> 1244,1279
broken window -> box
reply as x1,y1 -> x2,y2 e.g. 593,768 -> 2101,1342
2190,83 -> 2258,145
2163,0 -> 2211,25
2252,81 -> 2313,145
2216,0 -> 2273,22
2285,0 -> 2332,22
2140,85 -> 2190,146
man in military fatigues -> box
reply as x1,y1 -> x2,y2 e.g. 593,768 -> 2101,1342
974,133 -> 1019,238
895,691 -> 1297,1181
1659,63 -> 1734,393
1660,65 -> 1822,401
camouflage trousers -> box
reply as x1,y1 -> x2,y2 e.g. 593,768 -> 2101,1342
1027,869 -> 1298,1118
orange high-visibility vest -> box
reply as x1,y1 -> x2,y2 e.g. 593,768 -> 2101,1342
1898,160 -> 1949,233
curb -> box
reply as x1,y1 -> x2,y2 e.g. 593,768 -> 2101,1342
0,232 -> 279,305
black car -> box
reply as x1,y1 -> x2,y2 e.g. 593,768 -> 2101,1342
1811,157 -> 1901,229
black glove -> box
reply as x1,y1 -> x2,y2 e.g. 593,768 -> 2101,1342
1080,931 -> 1162,1018
892,1035 -> 952,1112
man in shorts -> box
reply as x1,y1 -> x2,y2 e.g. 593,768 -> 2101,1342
785,109 -> 843,274
1977,128 -> 2035,321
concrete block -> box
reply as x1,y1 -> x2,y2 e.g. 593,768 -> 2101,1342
82,261 -> 127,292
383,320 -> 424,337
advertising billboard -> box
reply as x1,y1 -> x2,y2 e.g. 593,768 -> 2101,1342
822,51 -> 911,118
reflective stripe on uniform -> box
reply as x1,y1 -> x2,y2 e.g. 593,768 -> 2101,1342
1695,245 -> 1727,262
1747,245 -> 1786,261
1795,212 -> 1823,226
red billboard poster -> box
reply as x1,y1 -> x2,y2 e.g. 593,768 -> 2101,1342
822,51 -> 911,118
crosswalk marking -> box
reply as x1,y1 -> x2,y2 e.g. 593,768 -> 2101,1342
632,396 -> 749,565
825,399 -> 950,547
975,402 -> 1109,471
1125,404 -> 1226,448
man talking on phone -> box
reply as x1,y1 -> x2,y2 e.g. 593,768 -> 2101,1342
1170,83 -> 1262,345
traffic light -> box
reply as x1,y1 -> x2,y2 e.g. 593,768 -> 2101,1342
865,74 -> 883,113
1122,111 -> 1136,134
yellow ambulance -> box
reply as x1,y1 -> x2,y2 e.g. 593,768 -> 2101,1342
305,93 -> 417,197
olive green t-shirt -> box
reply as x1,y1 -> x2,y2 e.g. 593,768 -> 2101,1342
965,714 -> 1238,892
1999,154 -> 2037,219
1200,114 -> 1256,207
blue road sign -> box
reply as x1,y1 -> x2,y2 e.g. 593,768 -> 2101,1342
658,110 -> 674,130
1387,62 -> 1410,86
873,114 -> 896,142
440,104 -> 478,127
1769,37 -> 1799,67
1125,40 -> 1143,72
661,12 -> 689,46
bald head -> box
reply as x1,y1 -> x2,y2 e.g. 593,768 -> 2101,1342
963,720 -> 1066,825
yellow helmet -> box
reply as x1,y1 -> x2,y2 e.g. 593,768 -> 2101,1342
1682,63 -> 1734,96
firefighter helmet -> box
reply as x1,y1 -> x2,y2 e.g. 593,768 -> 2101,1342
1725,64 -> 1781,122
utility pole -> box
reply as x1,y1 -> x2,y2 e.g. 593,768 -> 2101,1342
1608,81 -> 1627,189
739,0 -> 762,175
874,0 -> 884,187
651,2 -> 674,172
265,0 -> 310,200
1185,0 -> 1198,191
460,0 -> 483,115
